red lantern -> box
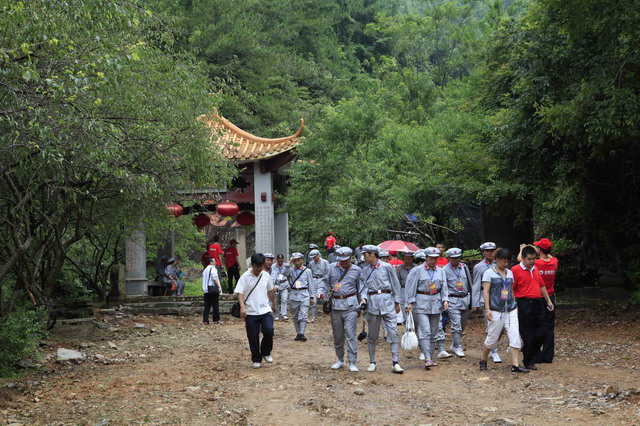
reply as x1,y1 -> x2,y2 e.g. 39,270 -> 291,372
193,213 -> 210,228
236,211 -> 255,226
216,201 -> 239,220
166,203 -> 183,218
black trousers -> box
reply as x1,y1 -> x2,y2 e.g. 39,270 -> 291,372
245,313 -> 274,363
517,298 -> 547,367
203,292 -> 220,323
227,264 -> 240,294
536,294 -> 555,363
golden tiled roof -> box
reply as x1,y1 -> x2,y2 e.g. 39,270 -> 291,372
202,113 -> 304,161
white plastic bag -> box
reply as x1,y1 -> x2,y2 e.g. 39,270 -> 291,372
401,312 -> 419,351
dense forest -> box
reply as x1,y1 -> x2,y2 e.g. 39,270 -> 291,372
1,0 -> 639,373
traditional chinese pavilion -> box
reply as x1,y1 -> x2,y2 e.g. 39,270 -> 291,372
196,113 -> 305,265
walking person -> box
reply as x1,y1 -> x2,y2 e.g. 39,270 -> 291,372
308,249 -> 329,323
405,247 -> 449,369
358,245 -> 405,374
442,248 -> 472,357
235,253 -> 276,369
286,252 -> 315,341
202,257 -> 223,324
479,248 -> 529,373
472,242 -> 502,363
223,239 -> 241,294
533,238 -> 558,363
396,251 -> 415,325
271,254 -> 290,321
318,247 -> 362,372
512,245 -> 554,370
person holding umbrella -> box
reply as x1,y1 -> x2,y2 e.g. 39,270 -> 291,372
359,245 -> 404,374
396,251 -> 415,325
405,247 -> 449,369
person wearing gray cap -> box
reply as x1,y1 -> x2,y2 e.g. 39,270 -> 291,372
441,248 -> 472,357
271,254 -> 291,321
472,242 -> 501,363
405,247 -> 449,369
358,245 -> 404,374
328,245 -> 341,263
308,249 -> 329,323
396,251 -> 415,325
318,246 -> 363,372
286,252 -> 315,341
305,244 -> 319,267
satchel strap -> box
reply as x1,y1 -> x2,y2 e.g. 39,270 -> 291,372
244,271 -> 264,303
327,265 -> 351,299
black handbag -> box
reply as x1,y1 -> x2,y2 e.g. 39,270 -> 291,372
206,266 -> 220,295
357,317 -> 367,341
231,272 -> 263,318
323,266 -> 351,314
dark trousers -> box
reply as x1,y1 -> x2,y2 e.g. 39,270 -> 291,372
203,292 -> 220,323
441,310 -> 450,331
227,264 -> 240,294
536,294 -> 555,363
517,298 -> 547,367
245,313 -> 274,363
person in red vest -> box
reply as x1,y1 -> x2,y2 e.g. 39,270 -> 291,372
533,238 -> 558,364
208,235 -> 223,285
435,242 -> 448,268
224,239 -> 240,294
325,231 -> 337,255
387,250 -> 404,269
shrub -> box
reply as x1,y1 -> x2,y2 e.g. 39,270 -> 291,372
0,308 -> 47,377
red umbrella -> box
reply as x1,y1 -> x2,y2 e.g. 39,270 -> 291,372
377,240 -> 420,253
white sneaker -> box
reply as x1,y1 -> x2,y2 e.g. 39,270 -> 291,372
274,317 -> 280,321
437,350 -> 453,359
392,364 -> 405,374
331,360 -> 345,370
419,353 -> 426,361
453,347 -> 465,357
491,351 -> 502,363
283,316 -> 289,320
252,362 -> 261,369
263,356 -> 273,363
349,364 -> 359,372
367,363 -> 377,372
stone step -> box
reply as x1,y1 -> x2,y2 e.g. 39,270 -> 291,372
120,302 -> 236,316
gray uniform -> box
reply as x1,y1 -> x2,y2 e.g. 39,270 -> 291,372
286,266 -> 315,335
405,265 -> 449,360
359,261 -> 402,364
441,263 -> 472,349
472,259 -> 496,309
320,262 -> 362,365
354,246 -> 365,267
271,263 -> 291,319
396,264 -> 414,322
473,258 -> 500,356
308,258 -> 330,321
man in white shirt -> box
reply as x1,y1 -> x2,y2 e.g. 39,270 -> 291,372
235,253 -> 277,369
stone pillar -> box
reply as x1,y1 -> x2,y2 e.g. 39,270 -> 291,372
108,264 -> 126,302
253,167 -> 275,254
235,228 -> 248,275
274,212 -> 289,258
125,229 -> 148,296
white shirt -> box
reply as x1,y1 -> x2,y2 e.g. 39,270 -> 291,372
202,265 -> 219,293
234,269 -> 274,315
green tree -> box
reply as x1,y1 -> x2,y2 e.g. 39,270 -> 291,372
0,0 -> 234,316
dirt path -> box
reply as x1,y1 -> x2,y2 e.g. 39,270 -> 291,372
1,306 -> 639,425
